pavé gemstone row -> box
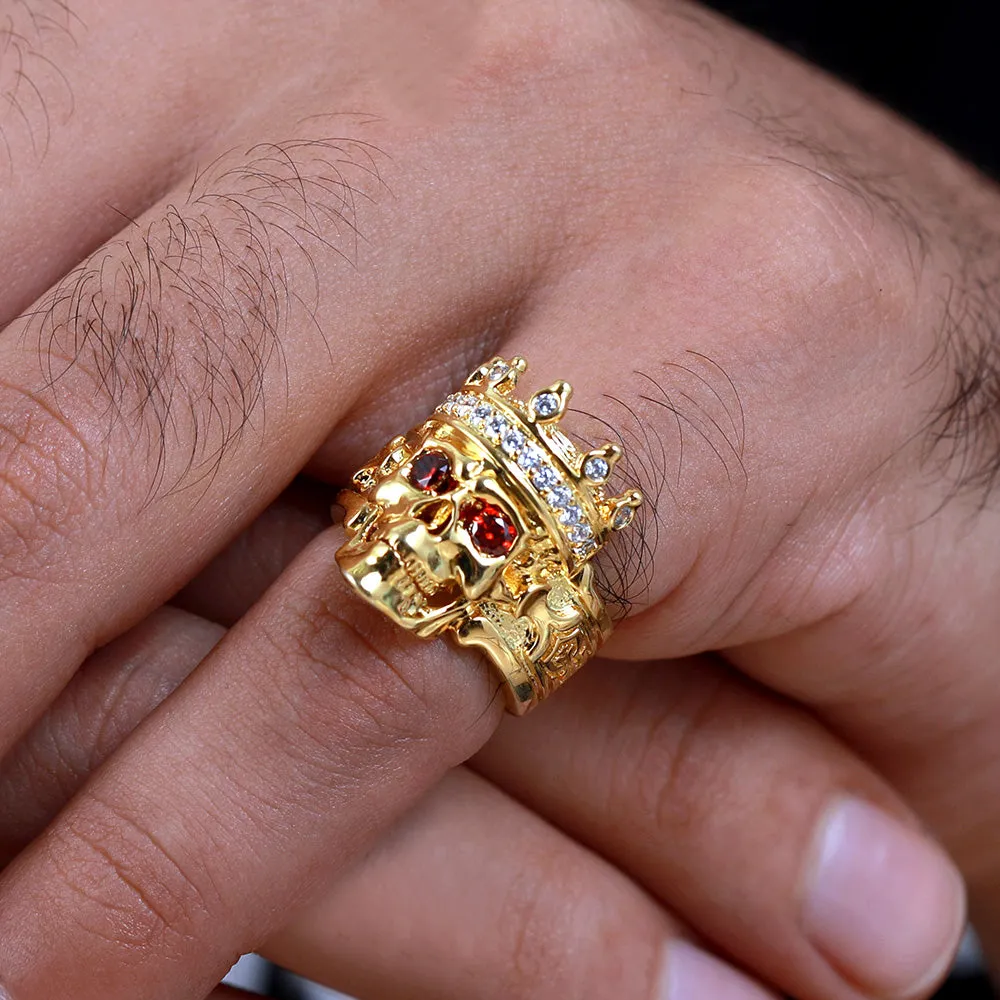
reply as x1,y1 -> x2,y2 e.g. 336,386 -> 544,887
438,392 -> 598,560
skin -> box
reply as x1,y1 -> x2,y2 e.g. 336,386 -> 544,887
0,0 -> 999,997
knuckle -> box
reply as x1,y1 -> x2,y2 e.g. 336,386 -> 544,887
496,847 -> 652,999
46,792 -> 215,952
725,160 -> 915,324
256,582 -> 443,753
612,665 -> 735,841
0,381 -> 105,578
497,849 -> 587,988
469,0 -> 635,89
0,715 -> 83,864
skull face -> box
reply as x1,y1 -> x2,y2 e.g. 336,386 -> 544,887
337,422 -> 530,636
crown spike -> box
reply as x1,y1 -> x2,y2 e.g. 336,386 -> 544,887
581,444 -> 622,483
608,489 -> 643,531
466,356 -> 525,396
529,381 -> 572,423
436,358 -> 644,566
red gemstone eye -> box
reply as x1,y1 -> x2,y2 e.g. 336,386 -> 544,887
409,450 -> 454,494
460,499 -> 519,558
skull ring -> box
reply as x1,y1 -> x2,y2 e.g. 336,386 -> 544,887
335,356 -> 644,715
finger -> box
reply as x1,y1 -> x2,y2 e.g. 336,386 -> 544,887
0,528 -> 502,1000
472,656 -> 965,1000
173,477 -> 331,627
0,594 -> 770,1000
266,768 -> 775,1000
0,606 -> 222,865
442,7 -> 1000,956
0,479 -> 341,864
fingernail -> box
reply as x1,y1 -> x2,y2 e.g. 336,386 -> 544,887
803,796 -> 966,998
661,940 -> 780,1000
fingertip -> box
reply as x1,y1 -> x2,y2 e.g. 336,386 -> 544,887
802,796 -> 967,999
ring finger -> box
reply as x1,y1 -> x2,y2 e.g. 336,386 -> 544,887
0,526 -> 502,1000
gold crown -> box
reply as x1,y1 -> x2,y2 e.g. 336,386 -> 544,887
434,355 -> 643,567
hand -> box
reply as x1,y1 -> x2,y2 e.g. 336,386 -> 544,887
1,1 -> 999,999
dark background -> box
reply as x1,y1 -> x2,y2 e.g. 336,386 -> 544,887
703,0 -> 999,179
268,2 -> 1000,998
700,1 -> 998,997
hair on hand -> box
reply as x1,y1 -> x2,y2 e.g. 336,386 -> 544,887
18,126 -> 389,505
572,353 -> 746,620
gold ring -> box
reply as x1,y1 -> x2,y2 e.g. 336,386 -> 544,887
335,356 -> 644,715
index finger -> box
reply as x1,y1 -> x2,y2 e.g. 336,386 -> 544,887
0,528 -> 500,1000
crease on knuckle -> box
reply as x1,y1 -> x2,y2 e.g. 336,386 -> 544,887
0,378 -> 104,577
494,845 -> 648,998
0,714 -> 84,860
256,583 -> 439,756
497,849 -> 582,990
21,709 -> 89,798
48,792 -> 215,952
612,666 -> 733,841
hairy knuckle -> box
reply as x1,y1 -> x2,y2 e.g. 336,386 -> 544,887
48,794 -> 213,952
16,130 -> 383,500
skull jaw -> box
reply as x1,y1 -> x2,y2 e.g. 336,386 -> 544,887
336,537 -> 468,637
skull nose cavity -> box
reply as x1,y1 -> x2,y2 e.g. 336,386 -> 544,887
412,496 -> 456,534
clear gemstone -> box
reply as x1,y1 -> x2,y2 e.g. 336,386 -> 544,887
486,413 -> 507,441
488,362 -> 510,383
502,428 -> 525,455
533,392 -> 560,419
613,506 -> 635,530
569,524 -> 593,543
532,465 -> 558,490
471,402 -> 492,425
548,485 -> 574,508
517,446 -> 542,471
559,505 -> 583,525
583,456 -> 610,482
574,539 -> 598,559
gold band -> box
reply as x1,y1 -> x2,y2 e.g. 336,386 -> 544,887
335,356 -> 643,715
